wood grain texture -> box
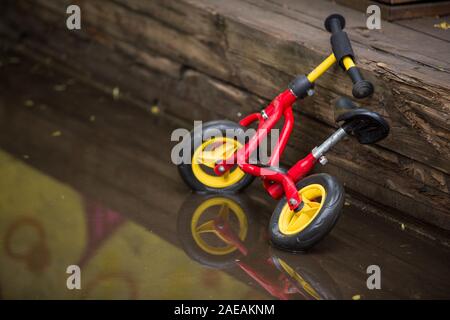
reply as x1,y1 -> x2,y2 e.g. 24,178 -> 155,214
396,16 -> 450,42
336,0 -> 450,21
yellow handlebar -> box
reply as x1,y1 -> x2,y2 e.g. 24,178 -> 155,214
306,53 -> 337,83
290,47 -> 372,98
306,54 -> 357,83
342,56 -> 355,70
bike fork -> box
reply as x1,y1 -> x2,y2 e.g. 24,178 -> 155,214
266,127 -> 348,201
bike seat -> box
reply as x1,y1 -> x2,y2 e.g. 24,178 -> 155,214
334,97 -> 390,144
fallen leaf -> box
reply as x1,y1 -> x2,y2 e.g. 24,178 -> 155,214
89,115 -> 96,122
352,294 -> 361,300
52,130 -> 62,137
150,105 -> 160,115
24,100 -> 34,107
433,21 -> 449,30
401,223 -> 406,231
53,84 -> 67,92
112,87 -> 120,100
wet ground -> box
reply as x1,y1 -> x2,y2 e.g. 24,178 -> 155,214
0,51 -> 450,300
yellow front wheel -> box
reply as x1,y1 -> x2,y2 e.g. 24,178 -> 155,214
269,174 -> 344,251
178,121 -> 254,192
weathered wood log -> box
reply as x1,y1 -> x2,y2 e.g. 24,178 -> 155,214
1,0 -> 449,231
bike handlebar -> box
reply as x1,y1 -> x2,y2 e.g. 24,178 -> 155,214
324,14 -> 374,99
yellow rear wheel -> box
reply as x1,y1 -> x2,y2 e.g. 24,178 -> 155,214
191,137 -> 246,189
178,121 -> 254,192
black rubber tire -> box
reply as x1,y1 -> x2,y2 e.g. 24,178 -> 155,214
177,120 -> 255,193
177,193 -> 259,269
269,173 -> 344,252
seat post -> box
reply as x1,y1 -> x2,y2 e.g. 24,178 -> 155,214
312,128 -> 347,159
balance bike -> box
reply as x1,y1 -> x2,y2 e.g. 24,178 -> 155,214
177,14 -> 390,251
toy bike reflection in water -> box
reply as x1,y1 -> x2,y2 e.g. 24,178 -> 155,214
177,193 -> 341,300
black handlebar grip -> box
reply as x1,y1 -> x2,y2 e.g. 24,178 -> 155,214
325,13 -> 374,98
325,14 -> 346,33
347,67 -> 374,99
326,14 -> 355,65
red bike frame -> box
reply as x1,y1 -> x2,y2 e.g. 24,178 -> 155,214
212,89 -> 317,211
213,52 -> 355,211
203,12 -> 378,212
246,89 -> 314,204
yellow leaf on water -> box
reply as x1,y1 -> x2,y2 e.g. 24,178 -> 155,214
24,100 -> 34,107
352,294 -> 361,300
150,105 -> 160,115
51,130 -> 62,137
53,84 -> 66,92
112,87 -> 120,100
434,22 -> 449,30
